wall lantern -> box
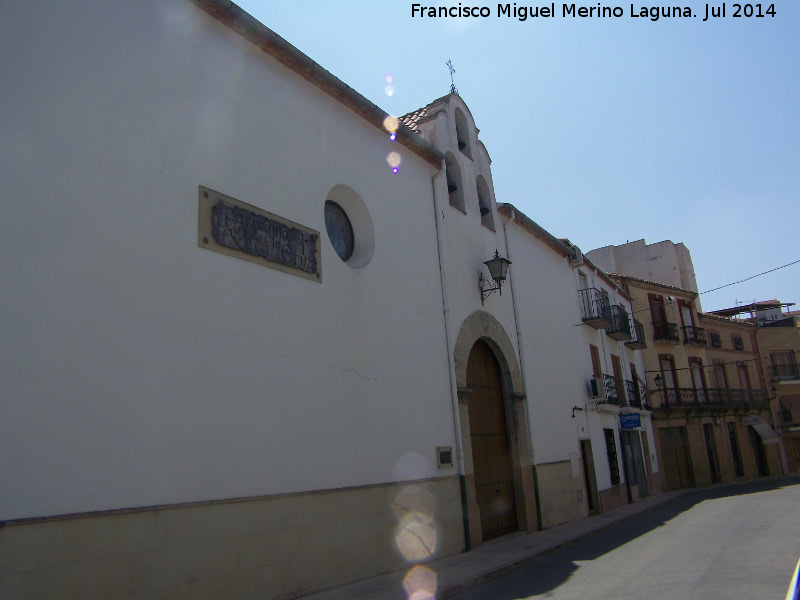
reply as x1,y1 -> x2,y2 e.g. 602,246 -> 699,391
479,250 -> 512,305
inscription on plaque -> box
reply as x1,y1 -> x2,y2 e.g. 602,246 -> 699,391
198,186 -> 321,281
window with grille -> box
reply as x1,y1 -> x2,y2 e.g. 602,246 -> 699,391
604,428 -> 620,485
772,351 -> 798,380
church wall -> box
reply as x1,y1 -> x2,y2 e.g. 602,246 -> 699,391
1,0 -> 455,522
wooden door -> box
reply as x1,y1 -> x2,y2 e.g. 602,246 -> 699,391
611,354 -> 624,404
749,426 -> 769,477
703,424 -> 720,483
467,340 -> 517,541
580,439 -> 599,513
659,427 -> 693,490
621,430 -> 640,502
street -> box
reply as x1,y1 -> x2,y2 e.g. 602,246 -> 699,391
448,478 -> 800,600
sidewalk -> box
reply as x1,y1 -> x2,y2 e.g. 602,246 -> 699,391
300,489 -> 688,600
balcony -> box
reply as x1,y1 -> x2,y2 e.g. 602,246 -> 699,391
606,305 -> 632,341
625,319 -> 647,350
652,321 -> 680,343
624,379 -> 647,409
779,410 -> 800,429
773,364 -> 799,381
579,288 -> 612,329
603,374 -> 621,405
658,387 -> 769,409
683,325 -> 707,346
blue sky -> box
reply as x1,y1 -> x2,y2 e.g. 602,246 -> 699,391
237,1 -> 799,312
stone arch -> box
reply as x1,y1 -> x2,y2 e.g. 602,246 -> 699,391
454,311 -> 524,397
453,311 -> 538,548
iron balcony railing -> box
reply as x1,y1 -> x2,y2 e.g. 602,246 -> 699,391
624,379 -> 647,409
603,374 -> 620,405
779,411 -> 800,428
579,288 -> 612,329
683,325 -> 707,346
773,364 -> 800,381
658,387 -> 769,408
652,320 -> 680,343
625,319 -> 647,350
606,305 -> 632,341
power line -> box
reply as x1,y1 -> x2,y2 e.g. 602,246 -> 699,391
615,258 -> 800,319
701,258 -> 800,295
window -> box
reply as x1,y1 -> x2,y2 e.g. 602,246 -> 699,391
590,345 -> 602,378
659,355 -> 679,405
445,152 -> 465,212
648,294 -> 668,324
324,184 -> 375,268
733,336 -> 744,351
630,363 -> 643,408
689,357 -> 707,404
737,363 -> 751,390
772,351 -> 799,380
604,429 -> 620,485
713,359 -> 729,389
659,355 -> 678,389
611,354 -> 624,403
678,299 -> 694,328
454,108 -> 472,159
324,201 -> 354,262
476,175 -> 494,230
710,332 -> 722,348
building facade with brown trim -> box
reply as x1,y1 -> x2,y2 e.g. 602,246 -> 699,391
608,276 -> 783,491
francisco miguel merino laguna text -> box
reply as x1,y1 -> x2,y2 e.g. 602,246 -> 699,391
411,3 -> 776,20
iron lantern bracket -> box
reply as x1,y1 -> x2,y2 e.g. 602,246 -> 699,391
479,271 -> 503,305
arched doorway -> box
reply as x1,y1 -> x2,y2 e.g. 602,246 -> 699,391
466,340 -> 518,540
453,311 -> 537,547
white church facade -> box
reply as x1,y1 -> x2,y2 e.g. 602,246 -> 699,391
0,1 -> 657,598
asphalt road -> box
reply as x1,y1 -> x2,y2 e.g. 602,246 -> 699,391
448,477 -> 800,600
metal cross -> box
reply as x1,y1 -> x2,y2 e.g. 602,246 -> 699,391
446,59 -> 458,94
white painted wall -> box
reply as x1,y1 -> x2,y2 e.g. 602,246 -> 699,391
502,221 -> 587,465
0,0 -> 456,520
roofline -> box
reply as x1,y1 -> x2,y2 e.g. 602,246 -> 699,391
698,312 -> 757,328
188,0 -> 444,168
498,204 -> 570,258
498,204 -> 632,302
607,273 -> 698,298
707,300 -> 795,318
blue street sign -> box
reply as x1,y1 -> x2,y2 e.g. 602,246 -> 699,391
620,413 -> 641,429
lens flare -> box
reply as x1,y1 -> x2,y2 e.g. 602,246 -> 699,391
384,85 -> 395,97
387,152 -> 401,169
383,115 -> 399,133
390,133 -> 397,141
403,566 -> 437,600
395,516 -> 437,561
392,485 -> 437,560
385,74 -> 394,84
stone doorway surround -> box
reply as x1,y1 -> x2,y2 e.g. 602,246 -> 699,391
453,311 -> 538,548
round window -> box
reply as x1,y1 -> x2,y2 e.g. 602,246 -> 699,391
324,200 -> 354,262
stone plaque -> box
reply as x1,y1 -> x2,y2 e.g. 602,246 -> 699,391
198,186 -> 321,282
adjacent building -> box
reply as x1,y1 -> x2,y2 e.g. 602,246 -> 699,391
587,239 -> 701,307
588,242 -> 785,491
709,303 -> 800,474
